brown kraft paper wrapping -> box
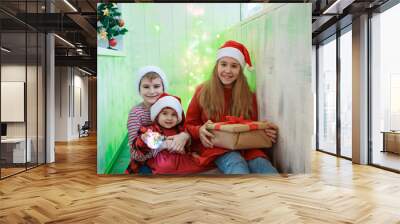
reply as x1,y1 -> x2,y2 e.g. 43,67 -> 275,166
206,121 -> 272,150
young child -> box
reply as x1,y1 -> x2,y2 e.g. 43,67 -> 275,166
126,66 -> 190,174
131,93 -> 206,174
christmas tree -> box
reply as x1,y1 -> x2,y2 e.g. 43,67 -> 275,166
97,3 -> 128,49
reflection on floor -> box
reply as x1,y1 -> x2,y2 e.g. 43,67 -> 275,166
0,167 -> 25,177
373,150 -> 400,171
0,163 -> 40,178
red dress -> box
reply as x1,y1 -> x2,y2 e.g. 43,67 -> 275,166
185,85 -> 268,166
133,123 -> 207,174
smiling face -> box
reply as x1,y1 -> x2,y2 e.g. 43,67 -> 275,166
217,57 -> 241,88
157,108 -> 179,129
139,76 -> 164,108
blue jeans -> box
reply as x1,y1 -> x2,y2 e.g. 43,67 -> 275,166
215,151 -> 278,174
138,164 -> 152,174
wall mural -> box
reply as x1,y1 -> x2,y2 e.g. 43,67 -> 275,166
97,3 -> 312,175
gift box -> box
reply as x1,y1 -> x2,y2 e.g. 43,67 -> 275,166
206,116 -> 273,150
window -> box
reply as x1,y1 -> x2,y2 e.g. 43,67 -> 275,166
340,28 -> 352,158
371,2 -> 400,171
240,3 -> 264,20
317,36 -> 337,154
0,1 -> 46,179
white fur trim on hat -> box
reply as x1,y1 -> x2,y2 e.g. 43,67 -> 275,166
151,96 -> 183,123
137,66 -> 168,94
216,47 -> 245,67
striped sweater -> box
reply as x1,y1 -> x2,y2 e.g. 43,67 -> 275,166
127,103 -> 153,161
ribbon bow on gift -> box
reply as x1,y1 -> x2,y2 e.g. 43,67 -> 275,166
214,116 -> 260,130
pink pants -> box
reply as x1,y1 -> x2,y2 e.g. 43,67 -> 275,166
147,151 -> 206,174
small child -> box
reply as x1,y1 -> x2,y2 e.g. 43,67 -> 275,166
131,93 -> 206,174
126,66 -> 188,174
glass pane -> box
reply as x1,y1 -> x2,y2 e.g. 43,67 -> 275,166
318,37 -> 337,154
27,31 -> 38,169
240,3 -> 264,20
38,32 -> 45,165
0,1 -> 46,178
312,45 -> 317,150
371,3 -> 400,171
1,30 -> 27,177
340,29 -> 352,158
27,0 -> 38,168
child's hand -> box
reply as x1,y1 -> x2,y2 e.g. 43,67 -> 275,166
263,121 -> 278,143
166,132 -> 190,153
199,120 -> 214,148
141,131 -> 149,142
160,139 -> 172,150
163,139 -> 185,154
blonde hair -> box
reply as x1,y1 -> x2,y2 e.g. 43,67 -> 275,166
139,72 -> 164,91
198,64 -> 254,120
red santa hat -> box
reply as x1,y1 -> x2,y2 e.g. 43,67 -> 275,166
137,65 -> 168,94
150,93 -> 183,123
216,40 -> 253,71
